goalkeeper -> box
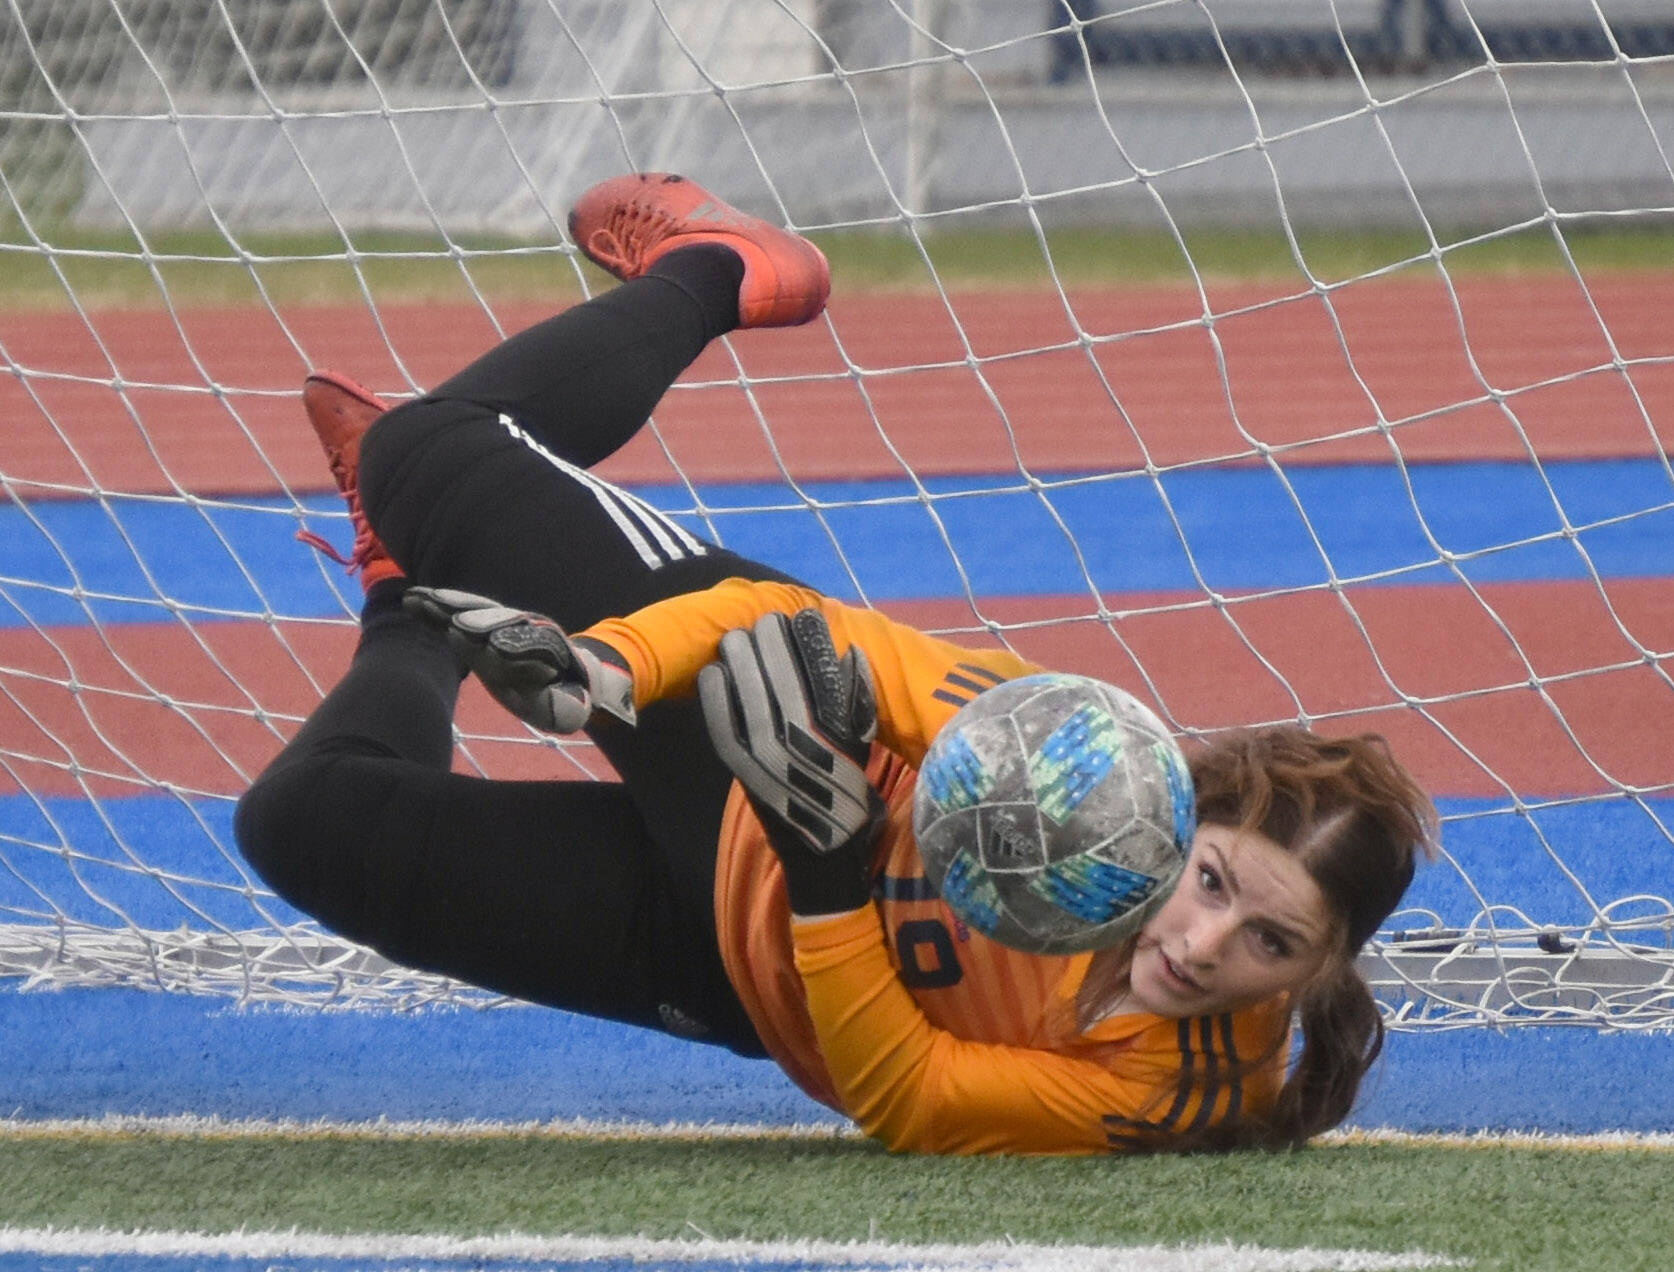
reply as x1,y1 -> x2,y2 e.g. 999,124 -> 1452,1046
236,173 -> 1435,1155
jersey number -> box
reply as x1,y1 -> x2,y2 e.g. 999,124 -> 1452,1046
894,919 -> 964,989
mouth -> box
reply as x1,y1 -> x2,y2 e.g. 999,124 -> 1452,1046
1158,951 -> 1202,993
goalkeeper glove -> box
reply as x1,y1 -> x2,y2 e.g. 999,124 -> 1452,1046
403,586 -> 636,734
698,609 -> 883,916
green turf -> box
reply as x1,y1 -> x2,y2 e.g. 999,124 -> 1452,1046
0,228 -> 591,312
2,219 -> 1668,312
821,220 -> 1674,291
2,1132 -> 1670,1270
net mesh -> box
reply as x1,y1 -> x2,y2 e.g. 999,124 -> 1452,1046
1,0 -> 1671,1024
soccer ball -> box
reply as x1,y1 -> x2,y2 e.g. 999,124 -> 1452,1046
913,673 -> 1196,956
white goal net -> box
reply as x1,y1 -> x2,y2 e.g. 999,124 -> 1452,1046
2,0 -> 1671,1029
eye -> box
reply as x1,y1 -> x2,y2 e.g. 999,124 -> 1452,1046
1255,928 -> 1291,958
1196,864 -> 1221,893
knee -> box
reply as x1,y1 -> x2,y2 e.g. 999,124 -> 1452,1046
358,397 -> 507,569
234,755 -> 373,929
359,396 -> 504,508
233,761 -> 314,908
357,397 -> 434,535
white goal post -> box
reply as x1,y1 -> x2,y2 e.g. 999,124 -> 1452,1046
1,0 -> 1671,1030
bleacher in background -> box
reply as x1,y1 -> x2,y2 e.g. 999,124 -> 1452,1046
1049,0 -> 1674,79
9,1 -> 1673,234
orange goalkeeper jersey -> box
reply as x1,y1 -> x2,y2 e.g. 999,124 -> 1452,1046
582,578 -> 1291,1155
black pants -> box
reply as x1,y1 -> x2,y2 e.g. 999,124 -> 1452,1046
234,249 -> 792,1055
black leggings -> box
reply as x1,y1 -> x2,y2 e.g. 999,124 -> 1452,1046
234,248 -> 793,1055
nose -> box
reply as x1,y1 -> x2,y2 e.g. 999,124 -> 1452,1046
1183,911 -> 1239,970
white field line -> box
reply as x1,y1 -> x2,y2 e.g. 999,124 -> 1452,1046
0,1225 -> 1469,1271
0,1113 -> 861,1141
1,1113 -> 1670,1151
1319,1126 -> 1674,1153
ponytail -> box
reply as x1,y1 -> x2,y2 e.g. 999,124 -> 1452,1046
1267,961 -> 1384,1147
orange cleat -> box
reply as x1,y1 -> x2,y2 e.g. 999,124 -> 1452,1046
296,371 -> 404,592
568,172 -> 830,329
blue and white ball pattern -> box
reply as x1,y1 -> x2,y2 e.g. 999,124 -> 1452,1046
913,673 -> 1196,956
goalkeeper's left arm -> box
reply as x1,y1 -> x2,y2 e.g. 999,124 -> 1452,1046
791,906 -> 1172,1156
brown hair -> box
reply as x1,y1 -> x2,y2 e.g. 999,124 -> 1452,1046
1184,725 -> 1438,1150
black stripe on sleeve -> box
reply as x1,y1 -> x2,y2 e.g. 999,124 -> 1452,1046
1103,1129 -> 1157,1152
955,663 -> 1007,685
1102,1019 -> 1208,1151
1187,1015 -> 1222,1132
1218,1013 -> 1243,1124
942,671 -> 991,696
931,689 -> 972,709
1101,1111 -> 1169,1152
1152,1018 -> 1198,1133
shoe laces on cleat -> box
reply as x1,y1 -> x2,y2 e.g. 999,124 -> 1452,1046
295,372 -> 401,588
580,201 -> 691,279
296,459 -> 391,578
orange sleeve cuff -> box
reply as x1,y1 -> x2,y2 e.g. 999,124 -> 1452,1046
580,578 -> 829,708
789,907 -> 880,955
580,577 -> 1039,757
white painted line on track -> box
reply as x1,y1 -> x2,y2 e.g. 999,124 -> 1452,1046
0,1226 -> 1469,1271
2,1113 -> 1669,1151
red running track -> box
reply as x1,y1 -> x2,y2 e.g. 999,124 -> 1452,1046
3,274 -> 1672,496
2,579 -> 1669,800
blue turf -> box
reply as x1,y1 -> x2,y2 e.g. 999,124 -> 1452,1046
0,987 -> 829,1126
5,980 -> 1671,1133
4,793 -> 1672,1132
1358,1028 -> 1674,1133
0,794 -> 283,932
4,458 -> 1671,628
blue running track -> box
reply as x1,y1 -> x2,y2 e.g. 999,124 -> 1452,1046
4,459 -> 1670,628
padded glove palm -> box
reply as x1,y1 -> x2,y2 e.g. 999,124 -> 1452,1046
699,609 -> 883,915
404,586 -> 635,734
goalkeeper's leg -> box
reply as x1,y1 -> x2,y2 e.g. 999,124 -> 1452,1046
411,168 -> 828,466
418,241 -> 748,468
353,170 -> 829,624
346,250 -> 801,920
356,171 -> 826,626
287,185 -> 828,1035
356,243 -> 794,634
234,582 -> 767,1053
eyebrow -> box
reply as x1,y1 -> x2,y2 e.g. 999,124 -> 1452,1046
1207,843 -> 1319,946
1211,843 -> 1241,894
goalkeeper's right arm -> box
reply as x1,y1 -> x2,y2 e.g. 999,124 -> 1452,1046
580,576 -> 1040,763
404,586 -> 636,733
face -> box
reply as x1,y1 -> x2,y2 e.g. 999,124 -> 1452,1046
1125,822 -> 1335,1018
